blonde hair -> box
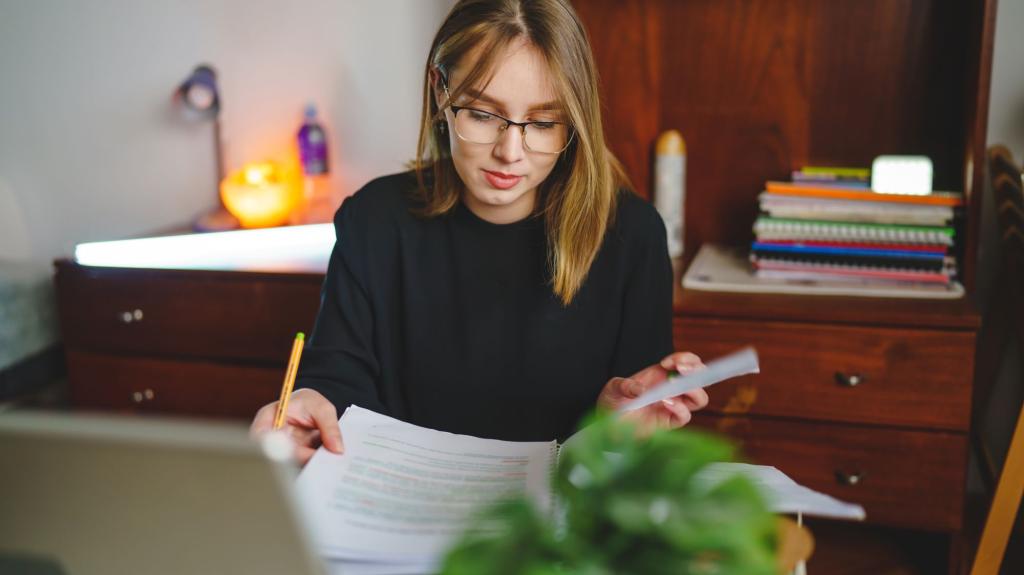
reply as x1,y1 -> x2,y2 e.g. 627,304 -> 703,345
412,0 -> 630,306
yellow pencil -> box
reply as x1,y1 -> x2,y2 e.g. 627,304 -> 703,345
273,332 -> 305,430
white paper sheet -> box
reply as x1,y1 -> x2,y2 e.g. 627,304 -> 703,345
295,406 -> 557,563
695,462 -> 866,520
619,347 -> 760,412
326,558 -> 438,575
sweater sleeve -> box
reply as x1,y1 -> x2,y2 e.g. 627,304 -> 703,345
608,201 -> 675,378
295,196 -> 389,415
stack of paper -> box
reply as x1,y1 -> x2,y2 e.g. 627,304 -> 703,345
295,406 -> 865,574
296,406 -> 557,575
695,462 -> 865,521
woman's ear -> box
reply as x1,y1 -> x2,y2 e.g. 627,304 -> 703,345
429,67 -> 445,109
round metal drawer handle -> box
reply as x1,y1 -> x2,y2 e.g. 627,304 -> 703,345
835,470 -> 864,486
118,309 -> 144,324
834,372 -> 865,387
131,388 -> 155,403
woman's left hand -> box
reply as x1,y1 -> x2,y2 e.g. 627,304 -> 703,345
596,351 -> 709,434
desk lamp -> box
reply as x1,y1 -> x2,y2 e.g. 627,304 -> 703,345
175,64 -> 238,231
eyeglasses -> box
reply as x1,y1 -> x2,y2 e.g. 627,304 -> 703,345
443,86 -> 573,155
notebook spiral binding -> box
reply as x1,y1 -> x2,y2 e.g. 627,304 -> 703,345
754,217 -> 954,245
751,255 -> 956,276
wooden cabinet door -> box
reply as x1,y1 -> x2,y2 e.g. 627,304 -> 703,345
676,318 -> 975,431
693,413 -> 968,530
67,351 -> 284,421
56,265 -> 323,363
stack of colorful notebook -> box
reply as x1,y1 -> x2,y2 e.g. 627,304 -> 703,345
751,167 -> 963,286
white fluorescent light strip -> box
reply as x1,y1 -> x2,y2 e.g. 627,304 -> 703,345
74,224 -> 335,273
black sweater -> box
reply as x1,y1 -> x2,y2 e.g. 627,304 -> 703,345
296,171 -> 673,441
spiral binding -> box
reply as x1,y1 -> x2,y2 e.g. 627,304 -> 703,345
754,217 -> 954,245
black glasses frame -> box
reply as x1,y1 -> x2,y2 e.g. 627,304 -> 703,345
441,84 -> 574,155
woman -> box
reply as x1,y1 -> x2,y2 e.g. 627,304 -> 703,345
252,0 -> 708,464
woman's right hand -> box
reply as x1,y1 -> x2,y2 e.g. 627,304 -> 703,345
250,388 -> 345,466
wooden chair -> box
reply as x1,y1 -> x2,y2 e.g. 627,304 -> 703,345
970,146 -> 1024,575
777,517 -> 814,574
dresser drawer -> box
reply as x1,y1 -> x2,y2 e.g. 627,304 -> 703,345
692,414 -> 967,530
56,265 -> 323,363
675,318 -> 975,431
67,351 -> 283,420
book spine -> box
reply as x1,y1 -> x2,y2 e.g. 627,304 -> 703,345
752,259 -> 951,284
797,166 -> 871,179
765,182 -> 964,207
788,177 -> 871,189
758,196 -> 954,226
753,239 -> 948,253
754,217 -> 954,245
751,251 -> 950,273
751,242 -> 947,260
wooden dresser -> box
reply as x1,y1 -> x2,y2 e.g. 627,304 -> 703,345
54,261 -> 324,420
673,291 -> 979,533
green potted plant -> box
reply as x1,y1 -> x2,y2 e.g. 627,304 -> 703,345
440,413 -> 778,575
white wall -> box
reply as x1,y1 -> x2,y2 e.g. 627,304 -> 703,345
979,0 -> 1024,475
980,0 -> 1024,306
0,0 -> 450,263
987,0 -> 1024,158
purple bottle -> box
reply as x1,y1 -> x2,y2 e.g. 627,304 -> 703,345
298,103 -> 329,177
296,103 -> 333,223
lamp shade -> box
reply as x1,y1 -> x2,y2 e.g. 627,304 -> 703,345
219,162 -> 301,228
176,64 -> 220,116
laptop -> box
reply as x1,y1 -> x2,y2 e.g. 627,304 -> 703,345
0,410 -> 327,575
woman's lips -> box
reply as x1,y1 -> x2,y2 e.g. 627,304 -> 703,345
483,169 -> 523,190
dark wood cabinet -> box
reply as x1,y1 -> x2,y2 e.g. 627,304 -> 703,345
692,412 -> 969,531
673,289 -> 979,533
54,261 -> 324,419
572,0 -> 995,567
572,0 -> 995,289
676,313 -> 976,430
65,350 -> 285,420
53,0 -> 995,569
